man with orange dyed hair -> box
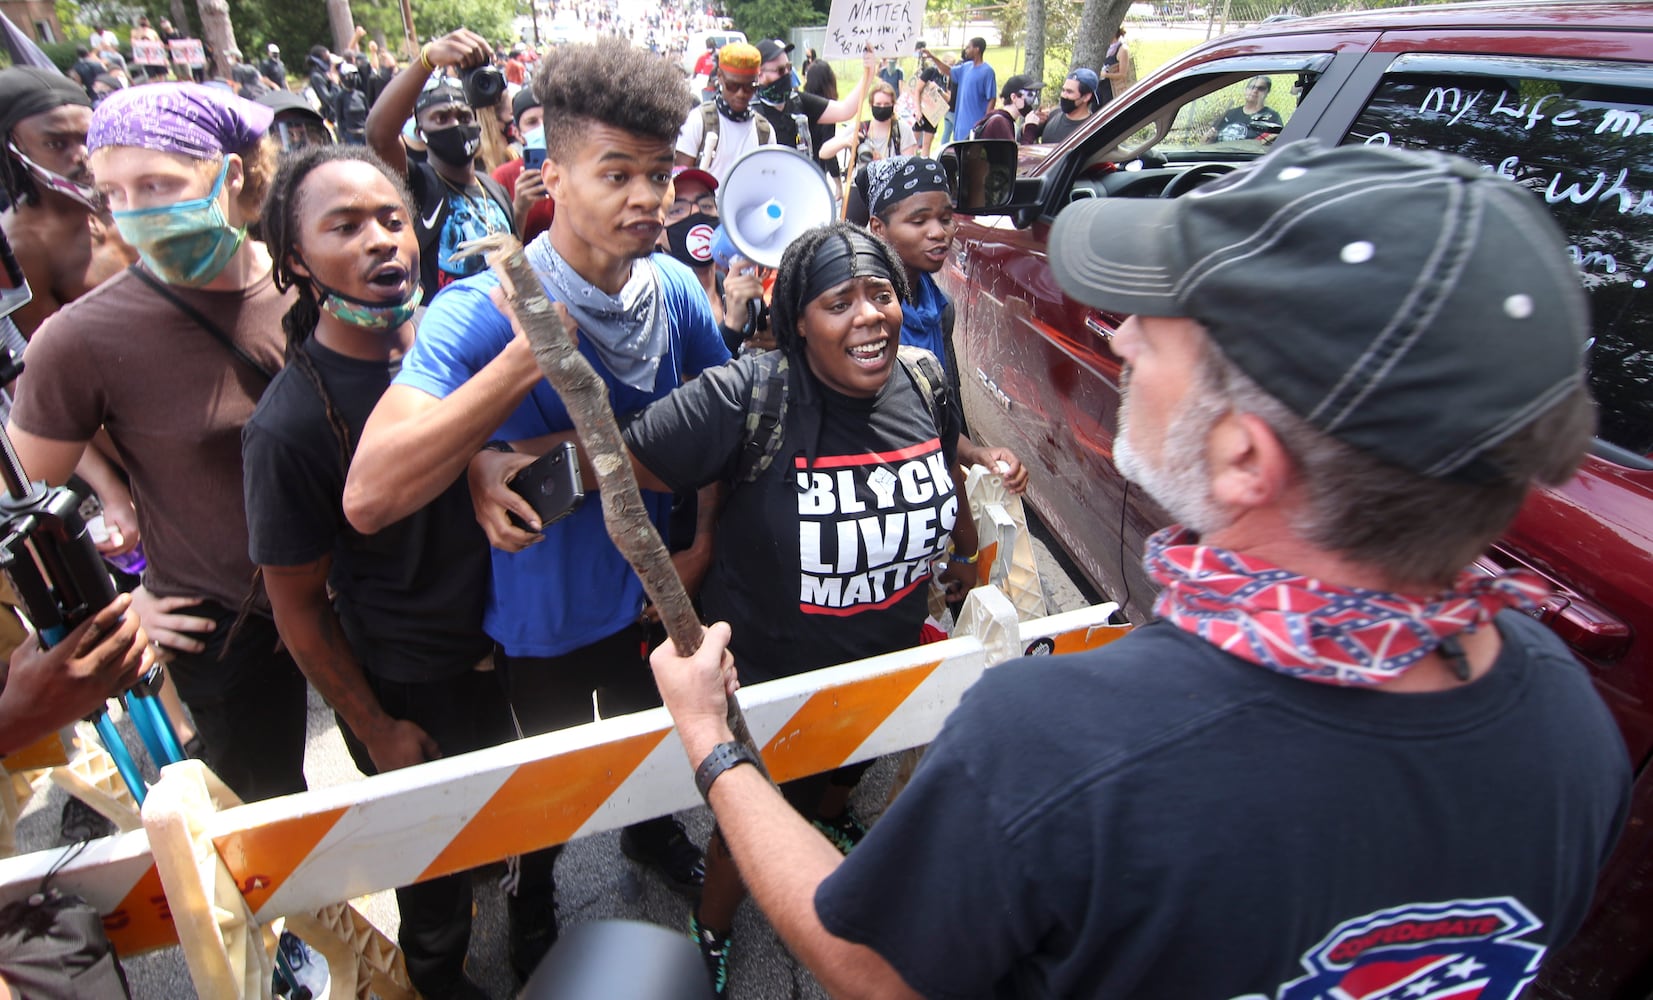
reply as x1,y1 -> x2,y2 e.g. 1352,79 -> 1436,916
675,40 -> 773,185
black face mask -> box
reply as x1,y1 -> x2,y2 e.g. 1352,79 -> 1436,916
871,105 -> 895,122
757,78 -> 791,105
423,123 -> 481,165
665,212 -> 718,269
1060,97 -> 1079,114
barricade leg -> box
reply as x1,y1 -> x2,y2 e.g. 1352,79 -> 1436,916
141,758 -> 272,999
49,723 -> 142,833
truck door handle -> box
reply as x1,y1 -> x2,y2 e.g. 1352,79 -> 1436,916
1472,554 -> 1632,662
1084,312 -> 1114,342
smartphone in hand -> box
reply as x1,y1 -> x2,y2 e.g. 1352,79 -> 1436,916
523,146 -> 547,170
507,441 -> 584,531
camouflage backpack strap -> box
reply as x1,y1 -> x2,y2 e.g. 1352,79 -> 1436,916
737,351 -> 791,483
897,345 -> 955,463
754,110 -> 773,144
701,101 -> 720,148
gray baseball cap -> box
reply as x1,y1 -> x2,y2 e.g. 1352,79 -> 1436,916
1050,140 -> 1589,482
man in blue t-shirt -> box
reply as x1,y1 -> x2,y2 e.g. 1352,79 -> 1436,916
345,40 -> 729,983
925,37 -> 995,137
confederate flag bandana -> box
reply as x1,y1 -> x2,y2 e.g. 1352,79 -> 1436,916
1143,527 -> 1549,687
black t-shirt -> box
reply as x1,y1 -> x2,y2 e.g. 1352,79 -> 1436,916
407,160 -> 513,305
1213,104 -> 1284,141
230,62 -> 268,99
71,59 -> 103,96
242,338 -> 492,683
756,89 -> 830,154
1039,110 -> 1088,144
815,612 -> 1630,998
625,352 -> 961,684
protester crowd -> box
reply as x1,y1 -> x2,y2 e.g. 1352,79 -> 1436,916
0,8 -> 1633,1000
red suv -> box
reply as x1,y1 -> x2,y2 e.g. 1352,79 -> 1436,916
939,2 -> 1653,992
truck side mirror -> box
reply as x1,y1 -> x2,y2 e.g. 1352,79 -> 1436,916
941,139 -> 1044,219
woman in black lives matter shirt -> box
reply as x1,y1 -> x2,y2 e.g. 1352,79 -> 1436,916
626,222 -> 981,996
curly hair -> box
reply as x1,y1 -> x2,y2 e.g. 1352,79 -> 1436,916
532,39 -> 694,162
770,222 -> 910,358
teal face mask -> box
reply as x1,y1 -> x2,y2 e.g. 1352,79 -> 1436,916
112,157 -> 246,287
316,279 -> 420,330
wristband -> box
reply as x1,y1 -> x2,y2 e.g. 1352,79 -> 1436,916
947,543 -> 979,565
481,440 -> 514,453
694,741 -> 760,802
419,44 -> 436,72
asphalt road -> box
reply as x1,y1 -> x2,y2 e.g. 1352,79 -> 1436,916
12,532 -> 1093,999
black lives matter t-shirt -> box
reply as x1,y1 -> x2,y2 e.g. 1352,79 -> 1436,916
242,338 -> 492,683
625,353 -> 960,683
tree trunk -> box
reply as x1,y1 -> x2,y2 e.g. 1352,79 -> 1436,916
169,0 -> 189,36
325,0 -> 355,55
1074,0 -> 1129,78
1024,0 -> 1046,85
194,0 -> 238,80
475,233 -> 771,772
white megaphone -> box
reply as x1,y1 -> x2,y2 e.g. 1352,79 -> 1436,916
716,146 -> 838,269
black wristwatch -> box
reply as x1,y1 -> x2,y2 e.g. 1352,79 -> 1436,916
481,439 -> 514,453
694,741 -> 761,802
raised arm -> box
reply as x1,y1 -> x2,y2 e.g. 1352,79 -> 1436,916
365,28 -> 492,178
819,47 -> 877,126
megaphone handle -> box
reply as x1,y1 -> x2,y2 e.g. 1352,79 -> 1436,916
743,299 -> 760,338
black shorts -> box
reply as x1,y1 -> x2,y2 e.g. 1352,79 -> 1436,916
913,116 -> 937,134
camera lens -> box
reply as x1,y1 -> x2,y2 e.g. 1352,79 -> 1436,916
463,64 -> 505,108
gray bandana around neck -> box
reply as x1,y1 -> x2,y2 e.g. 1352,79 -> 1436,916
524,235 -> 668,393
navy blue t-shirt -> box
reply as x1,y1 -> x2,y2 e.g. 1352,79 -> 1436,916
395,250 -> 729,657
816,612 -> 1630,998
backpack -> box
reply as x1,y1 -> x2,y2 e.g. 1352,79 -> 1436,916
736,346 -> 950,483
969,108 -> 1017,141
411,164 -> 514,271
699,101 -> 773,162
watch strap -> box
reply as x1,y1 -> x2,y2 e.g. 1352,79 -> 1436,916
694,741 -> 760,802
481,440 -> 514,453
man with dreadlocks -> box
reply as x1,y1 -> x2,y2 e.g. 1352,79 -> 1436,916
346,38 -> 728,981
0,67 -> 136,338
242,145 -> 501,1000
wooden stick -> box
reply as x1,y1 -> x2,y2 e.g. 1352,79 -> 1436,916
469,234 -> 767,766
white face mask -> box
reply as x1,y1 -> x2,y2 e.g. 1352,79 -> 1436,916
8,142 -> 100,211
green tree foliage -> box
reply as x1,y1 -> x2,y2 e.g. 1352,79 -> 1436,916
727,0 -> 823,46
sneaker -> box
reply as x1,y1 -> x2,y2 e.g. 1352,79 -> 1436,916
619,818 -> 705,896
274,930 -> 329,1000
689,914 -> 732,998
812,811 -> 868,855
58,797 -> 115,844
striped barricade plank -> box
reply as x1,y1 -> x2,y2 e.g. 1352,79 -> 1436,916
0,594 -> 1127,955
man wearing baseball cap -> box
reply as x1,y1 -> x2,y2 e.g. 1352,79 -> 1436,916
748,37 -> 875,158
1035,66 -> 1099,144
974,72 -> 1041,143
645,141 -> 1630,996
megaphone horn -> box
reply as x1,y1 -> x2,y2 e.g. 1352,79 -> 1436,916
716,147 -> 838,269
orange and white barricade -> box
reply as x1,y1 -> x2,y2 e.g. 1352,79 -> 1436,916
0,587 -> 1127,997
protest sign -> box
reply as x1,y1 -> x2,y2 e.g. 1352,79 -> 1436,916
131,40 -> 167,65
168,38 -> 205,67
823,0 -> 922,59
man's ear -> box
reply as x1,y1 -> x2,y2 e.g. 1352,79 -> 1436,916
1208,410 -> 1292,514
288,250 -> 313,282
542,155 -> 566,203
223,152 -> 245,199
867,215 -> 887,240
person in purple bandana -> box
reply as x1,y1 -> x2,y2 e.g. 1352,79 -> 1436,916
646,141 -> 1632,998
6,83 -> 309,806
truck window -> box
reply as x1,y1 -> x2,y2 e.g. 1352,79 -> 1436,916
1342,64 -> 1653,459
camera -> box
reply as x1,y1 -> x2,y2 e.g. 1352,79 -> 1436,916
462,62 -> 506,108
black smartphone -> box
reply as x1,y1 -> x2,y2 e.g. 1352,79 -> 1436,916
523,145 -> 547,170
507,441 -> 584,531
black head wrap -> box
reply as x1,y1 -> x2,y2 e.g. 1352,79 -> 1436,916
801,228 -> 897,305
0,68 -> 91,142
865,155 -> 951,219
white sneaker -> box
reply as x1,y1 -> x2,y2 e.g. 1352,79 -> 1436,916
275,930 -> 331,1000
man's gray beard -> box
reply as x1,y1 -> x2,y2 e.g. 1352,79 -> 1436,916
1114,382 -> 1231,537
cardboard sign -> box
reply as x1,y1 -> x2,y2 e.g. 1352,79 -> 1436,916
131,40 -> 166,65
168,38 -> 204,66
823,0 -> 922,59
920,80 -> 948,127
